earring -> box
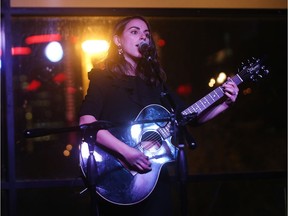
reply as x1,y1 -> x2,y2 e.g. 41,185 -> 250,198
118,45 -> 123,55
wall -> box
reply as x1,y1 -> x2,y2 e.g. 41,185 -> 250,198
11,0 -> 287,9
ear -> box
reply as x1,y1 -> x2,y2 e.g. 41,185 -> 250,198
113,35 -> 121,47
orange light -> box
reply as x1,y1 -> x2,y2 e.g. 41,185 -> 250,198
63,150 -> 70,157
66,144 -> 73,151
25,34 -> 61,45
11,47 -> 31,55
243,87 -> 252,95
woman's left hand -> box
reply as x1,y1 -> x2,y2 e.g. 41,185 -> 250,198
222,77 -> 239,106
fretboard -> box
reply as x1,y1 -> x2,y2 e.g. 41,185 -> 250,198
181,74 -> 243,117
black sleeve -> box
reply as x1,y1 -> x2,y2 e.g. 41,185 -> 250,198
78,69 -> 106,118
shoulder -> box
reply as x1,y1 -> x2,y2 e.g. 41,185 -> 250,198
88,68 -> 112,81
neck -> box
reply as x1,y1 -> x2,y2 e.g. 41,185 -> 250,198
124,56 -> 138,76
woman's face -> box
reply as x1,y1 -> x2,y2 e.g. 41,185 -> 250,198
114,18 -> 150,65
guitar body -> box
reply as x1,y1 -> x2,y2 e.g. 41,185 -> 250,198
80,104 -> 178,205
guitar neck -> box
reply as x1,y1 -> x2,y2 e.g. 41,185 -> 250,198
160,57 -> 267,137
181,74 -> 243,117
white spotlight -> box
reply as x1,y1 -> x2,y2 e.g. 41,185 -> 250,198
45,41 -> 63,62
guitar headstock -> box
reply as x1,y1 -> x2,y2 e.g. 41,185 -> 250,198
238,57 -> 269,82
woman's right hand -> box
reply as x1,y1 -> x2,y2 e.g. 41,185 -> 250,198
79,116 -> 152,173
122,146 -> 152,173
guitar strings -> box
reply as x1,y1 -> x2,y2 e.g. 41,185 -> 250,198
134,131 -> 162,151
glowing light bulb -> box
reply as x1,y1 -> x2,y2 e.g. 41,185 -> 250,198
45,41 -> 63,62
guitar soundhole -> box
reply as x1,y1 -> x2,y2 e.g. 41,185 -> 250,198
140,131 -> 162,153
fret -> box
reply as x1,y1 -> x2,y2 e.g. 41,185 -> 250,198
164,124 -> 170,135
198,99 -> 206,109
191,104 -> 201,113
215,87 -> 224,98
209,91 -> 219,101
182,106 -> 196,115
180,67 -> 253,117
181,87 -> 225,116
213,89 -> 220,98
195,101 -> 205,111
157,122 -> 171,139
233,74 -> 243,85
191,106 -> 198,113
203,97 -> 211,106
157,127 -> 165,138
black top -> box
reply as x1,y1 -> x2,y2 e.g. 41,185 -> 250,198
79,68 -> 185,124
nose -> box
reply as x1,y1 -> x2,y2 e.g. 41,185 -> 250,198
140,32 -> 147,40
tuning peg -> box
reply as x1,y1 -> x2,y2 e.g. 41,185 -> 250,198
250,75 -> 256,82
260,65 -> 269,75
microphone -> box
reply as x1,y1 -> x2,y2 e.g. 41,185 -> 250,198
138,41 -> 151,57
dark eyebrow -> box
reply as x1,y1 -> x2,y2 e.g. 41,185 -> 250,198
128,26 -> 149,33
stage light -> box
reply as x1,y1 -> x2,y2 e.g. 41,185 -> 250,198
80,141 -> 103,162
26,79 -> 42,91
11,47 -> 31,55
81,40 -> 109,55
44,41 -> 63,62
157,39 -> 166,47
177,84 -> 192,96
25,34 -> 61,45
66,144 -> 73,151
53,73 -> 66,84
217,72 -> 227,84
63,149 -> 70,157
208,78 -> 216,87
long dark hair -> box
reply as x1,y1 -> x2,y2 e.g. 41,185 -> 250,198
105,16 -> 167,86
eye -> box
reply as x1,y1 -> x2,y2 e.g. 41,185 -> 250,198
131,30 -> 139,35
145,33 -> 151,38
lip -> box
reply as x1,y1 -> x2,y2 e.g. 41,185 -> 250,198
137,41 -> 148,47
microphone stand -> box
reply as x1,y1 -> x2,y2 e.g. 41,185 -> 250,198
161,89 -> 197,216
80,124 -> 101,216
24,121 -> 115,216
142,49 -> 197,215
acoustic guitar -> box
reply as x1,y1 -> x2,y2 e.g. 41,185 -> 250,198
79,57 -> 269,205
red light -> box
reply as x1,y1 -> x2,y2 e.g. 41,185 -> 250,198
11,47 -> 31,55
53,73 -> 66,84
25,34 -> 61,45
177,84 -> 192,96
26,80 -> 42,91
66,87 -> 77,94
157,39 -> 166,47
